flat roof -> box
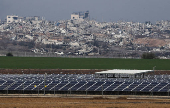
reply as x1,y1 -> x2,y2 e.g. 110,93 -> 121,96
95,69 -> 153,75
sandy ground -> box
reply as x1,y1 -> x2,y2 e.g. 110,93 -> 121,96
0,95 -> 170,108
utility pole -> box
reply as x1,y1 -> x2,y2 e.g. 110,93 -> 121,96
44,73 -> 47,96
168,83 -> 169,96
38,86 -> 39,96
86,83 -> 87,96
7,82 -> 8,95
102,84 -> 103,97
23,82 -> 24,94
70,82 -> 71,95
54,86 -> 55,96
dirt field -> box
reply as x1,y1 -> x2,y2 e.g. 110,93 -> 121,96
0,69 -> 170,75
0,96 -> 170,108
0,69 -> 104,74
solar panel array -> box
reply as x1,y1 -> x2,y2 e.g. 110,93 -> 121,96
0,74 -> 170,92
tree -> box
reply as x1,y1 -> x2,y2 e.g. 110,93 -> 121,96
141,52 -> 156,59
6,52 -> 13,57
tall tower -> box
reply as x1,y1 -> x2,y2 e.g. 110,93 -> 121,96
84,11 -> 89,20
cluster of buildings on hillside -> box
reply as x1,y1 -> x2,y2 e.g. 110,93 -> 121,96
0,11 -> 170,58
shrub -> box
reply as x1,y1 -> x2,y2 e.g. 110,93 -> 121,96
141,52 -> 156,59
6,52 -> 13,57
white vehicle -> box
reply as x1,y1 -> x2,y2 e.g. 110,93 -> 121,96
54,52 -> 64,55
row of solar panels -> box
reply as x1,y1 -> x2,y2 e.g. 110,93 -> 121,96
0,80 -> 170,92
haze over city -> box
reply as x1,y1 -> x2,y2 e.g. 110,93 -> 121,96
1,0 -> 170,23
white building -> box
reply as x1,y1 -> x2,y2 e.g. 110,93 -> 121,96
95,69 -> 153,78
71,11 -> 89,20
71,14 -> 80,20
7,15 -> 18,23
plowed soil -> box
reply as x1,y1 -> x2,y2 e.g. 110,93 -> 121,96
0,97 -> 170,108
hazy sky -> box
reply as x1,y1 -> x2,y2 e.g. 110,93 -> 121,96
1,0 -> 170,23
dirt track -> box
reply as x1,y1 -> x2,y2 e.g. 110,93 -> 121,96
0,69 -> 170,75
0,96 -> 170,108
0,69 -> 104,74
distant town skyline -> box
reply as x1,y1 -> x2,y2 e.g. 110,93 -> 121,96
1,0 -> 170,23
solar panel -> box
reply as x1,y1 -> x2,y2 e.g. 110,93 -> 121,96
0,74 -> 170,93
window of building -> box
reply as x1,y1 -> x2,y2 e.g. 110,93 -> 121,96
13,17 -> 18,20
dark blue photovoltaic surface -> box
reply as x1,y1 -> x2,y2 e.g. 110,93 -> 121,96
0,74 -> 170,92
